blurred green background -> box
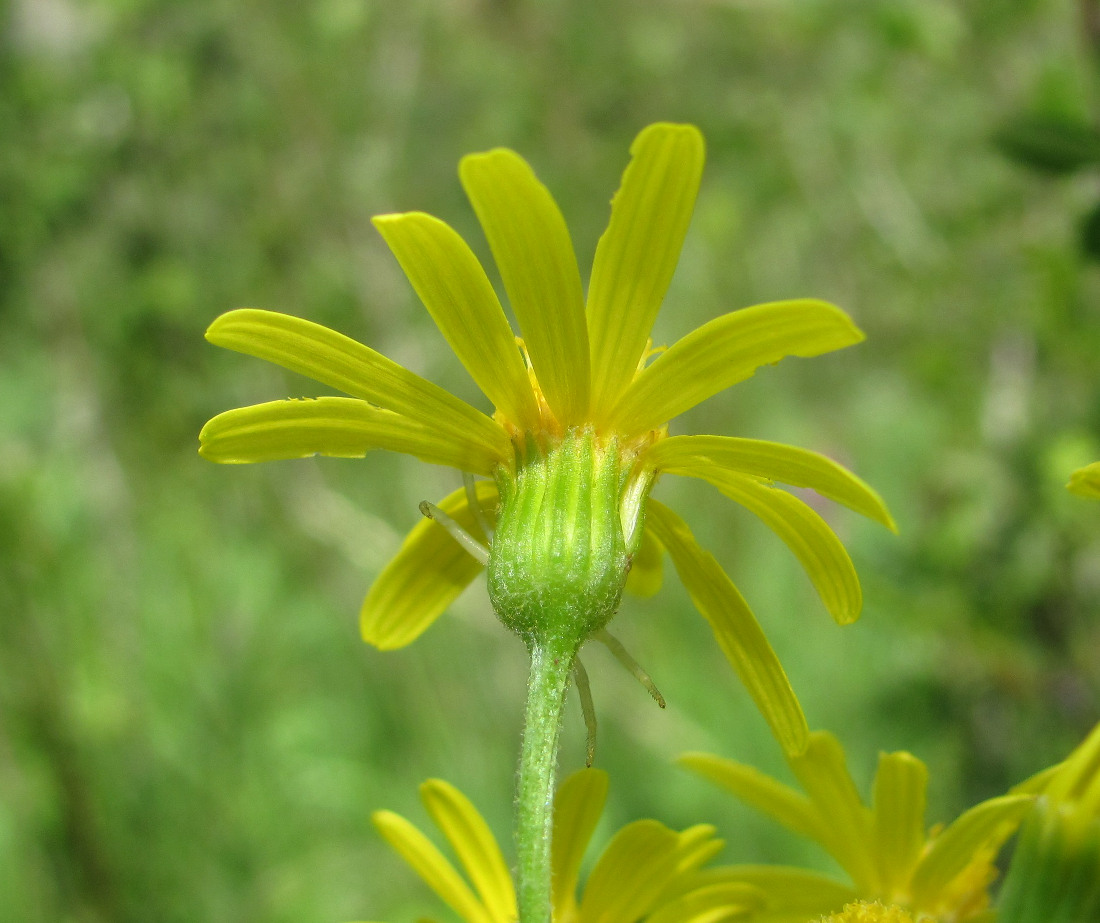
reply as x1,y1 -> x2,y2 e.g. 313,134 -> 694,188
4,0 -> 1100,919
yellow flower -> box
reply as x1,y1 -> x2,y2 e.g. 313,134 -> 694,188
997,720 -> 1100,923
1067,461 -> 1100,499
682,730 -> 1036,922
200,122 -> 893,754
362,768 -> 763,923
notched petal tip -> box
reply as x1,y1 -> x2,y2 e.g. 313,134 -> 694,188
587,121 -> 706,418
458,146 -> 525,175
370,210 -> 439,234
641,120 -> 704,137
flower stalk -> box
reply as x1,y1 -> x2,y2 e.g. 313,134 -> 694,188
515,635 -> 578,923
488,428 -> 644,922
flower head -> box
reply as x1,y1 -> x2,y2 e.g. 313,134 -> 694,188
682,730 -> 1036,922
997,720 -> 1100,923
200,123 -> 893,754
363,768 -> 760,923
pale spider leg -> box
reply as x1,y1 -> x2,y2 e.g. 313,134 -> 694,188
573,655 -> 597,768
462,471 -> 494,542
594,629 -> 666,708
418,500 -> 490,566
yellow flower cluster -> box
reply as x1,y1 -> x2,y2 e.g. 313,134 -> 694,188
201,124 -> 1100,923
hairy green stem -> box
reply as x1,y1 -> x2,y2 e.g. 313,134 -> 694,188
515,635 -> 577,923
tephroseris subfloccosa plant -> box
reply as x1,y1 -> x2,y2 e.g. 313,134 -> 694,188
199,123 -> 894,923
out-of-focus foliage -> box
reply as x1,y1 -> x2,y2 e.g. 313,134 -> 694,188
2,0 -> 1100,920
996,2 -> 1100,258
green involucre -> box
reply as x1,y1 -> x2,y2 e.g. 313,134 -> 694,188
487,429 -> 636,648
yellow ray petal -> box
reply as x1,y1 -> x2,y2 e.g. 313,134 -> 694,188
669,824 -> 726,881
907,793 -> 1034,909
199,397 -> 501,475
1010,761 -> 1064,796
419,780 -> 516,923
649,435 -> 895,532
459,148 -> 590,426
1044,718 -> 1100,807
871,752 -> 929,895
1067,461 -> 1100,499
372,212 -> 539,431
625,524 -> 664,598
205,309 -> 508,460
361,481 -> 498,650
695,866 -> 859,917
551,769 -> 609,921
655,883 -> 765,923
789,732 -> 878,893
607,300 -> 864,437
646,826 -> 729,922
578,820 -> 684,923
587,123 -> 705,418
672,465 -> 862,625
372,809 -> 493,923
679,753 -> 825,844
645,881 -> 765,923
646,500 -> 809,757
